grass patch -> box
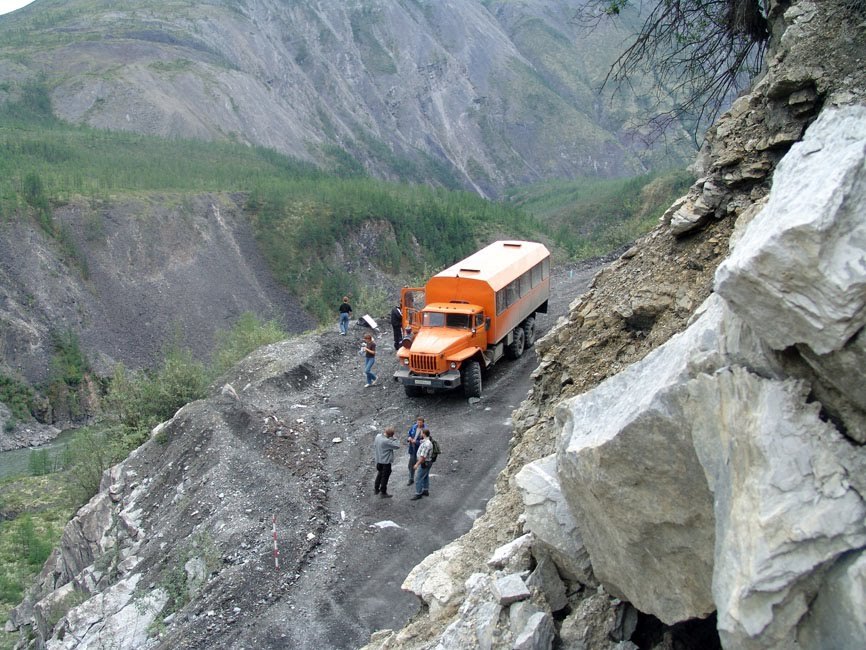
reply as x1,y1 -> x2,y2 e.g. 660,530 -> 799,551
0,472 -> 75,636
507,169 -> 694,259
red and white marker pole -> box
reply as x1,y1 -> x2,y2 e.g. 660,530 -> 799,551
272,514 -> 280,571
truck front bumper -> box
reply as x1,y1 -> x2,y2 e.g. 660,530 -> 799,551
393,368 -> 462,390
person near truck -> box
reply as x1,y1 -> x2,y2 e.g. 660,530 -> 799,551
390,303 -> 403,350
373,426 -> 401,498
406,416 -> 425,485
411,428 -> 433,500
362,333 -> 377,387
338,296 -> 352,335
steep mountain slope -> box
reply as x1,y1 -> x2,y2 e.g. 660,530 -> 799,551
0,193 -> 314,385
0,0 -> 693,197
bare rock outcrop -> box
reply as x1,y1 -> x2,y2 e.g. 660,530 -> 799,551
461,104 -> 866,649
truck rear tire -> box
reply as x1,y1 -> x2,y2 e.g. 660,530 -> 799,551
404,385 -> 423,397
505,326 -> 525,359
462,360 -> 482,398
522,317 -> 536,348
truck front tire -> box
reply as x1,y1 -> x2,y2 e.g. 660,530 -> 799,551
462,360 -> 482,398
505,326 -> 525,359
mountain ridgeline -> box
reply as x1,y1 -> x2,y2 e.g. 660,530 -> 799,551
0,0 -> 693,198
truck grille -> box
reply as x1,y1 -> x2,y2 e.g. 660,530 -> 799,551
410,353 -> 439,373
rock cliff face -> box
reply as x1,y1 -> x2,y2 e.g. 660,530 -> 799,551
0,0 -> 692,197
363,2 -> 866,648
0,193 -> 315,387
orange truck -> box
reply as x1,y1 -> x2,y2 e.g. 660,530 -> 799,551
394,240 -> 550,398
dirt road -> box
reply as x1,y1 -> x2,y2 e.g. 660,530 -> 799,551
259,262 -> 601,649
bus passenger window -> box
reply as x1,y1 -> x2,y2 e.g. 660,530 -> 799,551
506,280 -> 518,306
496,290 -> 506,314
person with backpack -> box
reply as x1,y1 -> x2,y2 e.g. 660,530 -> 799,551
411,428 -> 435,500
406,416 -> 424,485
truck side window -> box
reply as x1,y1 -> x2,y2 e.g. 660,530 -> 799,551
475,313 -> 484,328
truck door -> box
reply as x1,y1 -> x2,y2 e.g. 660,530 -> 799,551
401,287 -> 425,338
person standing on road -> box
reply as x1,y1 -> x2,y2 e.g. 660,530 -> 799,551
390,303 -> 403,350
338,296 -> 353,335
406,416 -> 424,485
362,333 -> 377,387
373,426 -> 401,498
411,428 -> 433,500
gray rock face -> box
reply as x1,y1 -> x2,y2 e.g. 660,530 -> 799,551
715,106 -> 866,355
555,304 -> 719,624
688,368 -> 866,648
513,455 -> 593,584
798,552 -> 866,650
552,106 -> 866,644
0,195 -> 315,387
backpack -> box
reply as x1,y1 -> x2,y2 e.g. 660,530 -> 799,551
430,437 -> 441,463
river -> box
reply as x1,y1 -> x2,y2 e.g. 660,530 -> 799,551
0,428 -> 78,482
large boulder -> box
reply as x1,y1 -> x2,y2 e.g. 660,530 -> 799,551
715,105 -> 866,355
687,368 -> 866,649
555,301 -> 722,624
513,455 -> 593,585
553,105 -> 866,644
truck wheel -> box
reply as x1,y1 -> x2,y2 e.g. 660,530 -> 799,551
505,326 -> 525,359
404,385 -> 423,397
462,360 -> 482,398
522,317 -> 536,348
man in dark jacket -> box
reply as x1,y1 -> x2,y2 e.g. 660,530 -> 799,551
373,426 -> 401,498
390,304 -> 403,350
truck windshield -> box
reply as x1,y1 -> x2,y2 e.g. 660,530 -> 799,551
422,312 -> 471,328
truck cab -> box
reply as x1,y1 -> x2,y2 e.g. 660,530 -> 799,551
393,240 -> 550,398
395,302 -> 488,396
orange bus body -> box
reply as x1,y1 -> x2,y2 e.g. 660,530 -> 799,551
394,240 -> 550,398
424,241 -> 550,345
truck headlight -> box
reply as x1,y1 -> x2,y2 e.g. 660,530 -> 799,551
403,358 -> 409,366
450,362 -> 457,369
